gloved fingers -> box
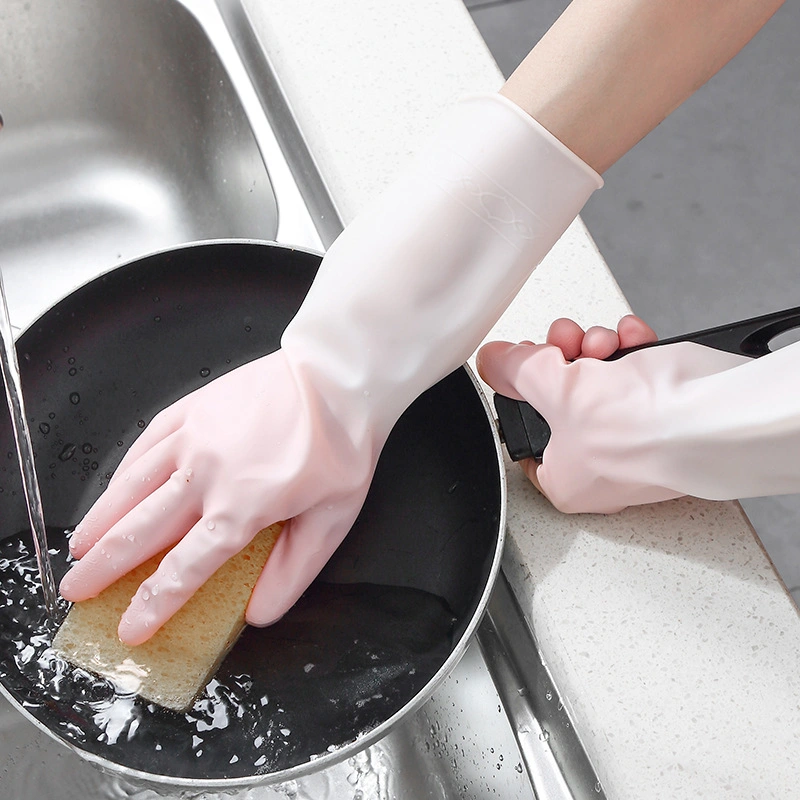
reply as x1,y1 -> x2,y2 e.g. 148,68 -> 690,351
520,458 -> 544,494
477,340 -> 535,400
545,318 -> 589,360
107,407 -> 184,483
579,326 -> 621,359
616,314 -> 657,349
60,473 -> 201,603
246,508 -> 356,627
545,315 -> 657,360
68,435 -> 179,559
477,340 -> 568,416
116,517 -> 249,646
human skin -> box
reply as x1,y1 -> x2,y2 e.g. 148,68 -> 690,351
502,0 -> 785,173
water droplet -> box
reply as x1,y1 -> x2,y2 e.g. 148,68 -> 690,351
206,520 -> 216,531
38,422 -> 50,435
48,412 -> 55,419
199,367 -> 211,378
141,590 -> 150,601
67,357 -> 76,365
154,315 -> 161,323
137,420 -> 145,428
69,392 -> 80,405
151,584 -> 159,596
58,443 -> 76,461
244,325 -> 251,333
81,442 -> 93,454
117,440 -> 124,447
68,367 -> 77,376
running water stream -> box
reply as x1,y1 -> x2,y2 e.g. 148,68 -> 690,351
0,259 -> 61,622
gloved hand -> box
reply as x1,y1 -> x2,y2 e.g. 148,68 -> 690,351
478,321 -> 800,514
60,94 -> 603,644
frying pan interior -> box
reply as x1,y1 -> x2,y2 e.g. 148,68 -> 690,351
0,241 -> 502,784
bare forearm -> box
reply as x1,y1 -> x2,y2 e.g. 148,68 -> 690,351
502,0 -> 784,173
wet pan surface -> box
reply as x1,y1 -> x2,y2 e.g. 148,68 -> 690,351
0,242 -> 502,784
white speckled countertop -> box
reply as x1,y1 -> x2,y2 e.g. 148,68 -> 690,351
242,1 -> 800,797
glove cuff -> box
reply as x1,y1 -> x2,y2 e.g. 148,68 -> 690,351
283,94 -> 603,453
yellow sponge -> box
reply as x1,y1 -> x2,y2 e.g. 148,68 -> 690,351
53,523 -> 283,712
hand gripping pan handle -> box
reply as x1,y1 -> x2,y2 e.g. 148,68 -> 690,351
493,305 -> 800,462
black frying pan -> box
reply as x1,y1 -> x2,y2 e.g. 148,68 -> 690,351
0,241 -> 505,790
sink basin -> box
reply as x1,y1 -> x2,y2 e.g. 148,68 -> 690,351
0,1 -> 604,798
0,0 -> 319,330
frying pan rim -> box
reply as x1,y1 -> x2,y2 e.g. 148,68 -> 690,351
0,238 -> 508,789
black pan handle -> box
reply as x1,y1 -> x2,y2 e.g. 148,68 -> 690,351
494,305 -> 800,462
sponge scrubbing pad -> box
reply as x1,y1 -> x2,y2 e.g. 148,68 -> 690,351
53,523 -> 283,712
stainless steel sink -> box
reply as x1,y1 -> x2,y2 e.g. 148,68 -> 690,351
0,1 -> 605,798
0,0 -> 320,331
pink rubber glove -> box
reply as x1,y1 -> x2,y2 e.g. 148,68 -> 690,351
59,353 -> 375,645
60,94 -> 602,644
479,325 -> 800,514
